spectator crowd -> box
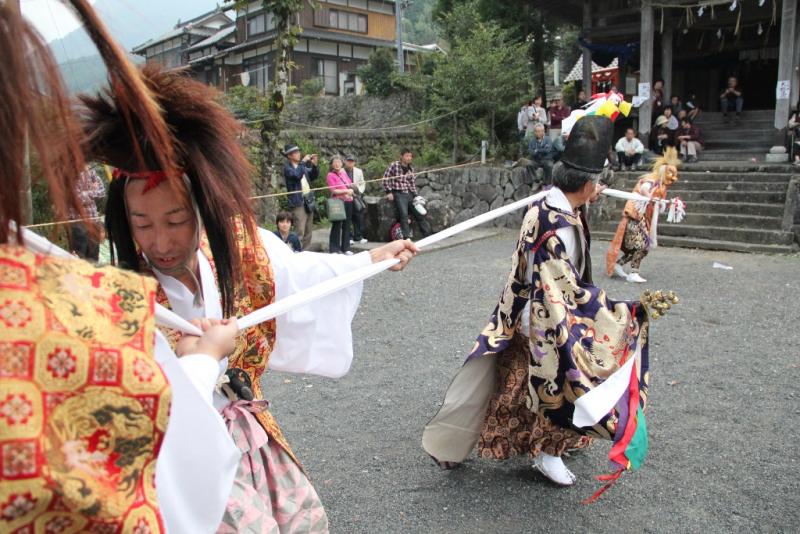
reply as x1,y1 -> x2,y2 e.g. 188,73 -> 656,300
281,144 -> 432,254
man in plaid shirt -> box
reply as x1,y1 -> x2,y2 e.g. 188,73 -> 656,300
69,166 -> 106,261
383,148 -> 431,240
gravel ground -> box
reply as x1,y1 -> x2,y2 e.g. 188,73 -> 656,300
263,232 -> 800,534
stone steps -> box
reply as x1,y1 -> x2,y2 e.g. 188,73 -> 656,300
594,232 -> 798,254
598,222 -> 796,246
662,161 -> 793,173
668,212 -> 783,229
601,154 -> 797,252
697,150 -> 773,161
649,189 -> 785,203
619,178 -> 789,191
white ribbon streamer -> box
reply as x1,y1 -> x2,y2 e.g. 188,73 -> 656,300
19,186 -> 682,338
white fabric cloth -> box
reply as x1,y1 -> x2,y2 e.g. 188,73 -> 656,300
152,226 -> 371,411
615,137 -> 644,154
517,107 -> 527,131
519,187 -> 585,337
351,166 -> 366,194
154,331 -> 240,534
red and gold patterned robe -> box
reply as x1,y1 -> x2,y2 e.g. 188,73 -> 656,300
0,245 -> 170,534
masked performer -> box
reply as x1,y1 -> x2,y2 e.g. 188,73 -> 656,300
0,2 -> 241,533
82,65 -> 417,532
606,147 -> 680,283
423,116 -> 656,489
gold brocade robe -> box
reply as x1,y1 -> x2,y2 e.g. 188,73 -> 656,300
0,245 -> 169,533
153,226 -> 298,466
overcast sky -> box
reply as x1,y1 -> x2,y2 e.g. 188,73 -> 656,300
21,0 -> 95,42
22,0 -> 219,43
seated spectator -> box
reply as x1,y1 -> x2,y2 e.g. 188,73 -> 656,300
676,117 -> 704,163
547,95 -> 571,140
615,127 -> 645,170
789,105 -> 800,166
685,92 -> 701,121
662,106 -> 679,130
677,109 -> 688,124
552,131 -> 567,161
273,210 -> 302,252
650,115 -> 673,154
670,95 -> 682,115
720,76 -> 743,121
527,123 -> 555,183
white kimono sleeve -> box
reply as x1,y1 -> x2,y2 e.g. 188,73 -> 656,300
154,330 -> 240,534
259,228 -> 371,378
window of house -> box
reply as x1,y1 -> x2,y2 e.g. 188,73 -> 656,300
313,58 -> 339,95
317,9 -> 367,34
248,12 -> 275,36
243,58 -> 270,94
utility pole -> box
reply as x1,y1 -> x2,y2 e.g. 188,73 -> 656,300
395,0 -> 406,73
10,0 -> 33,225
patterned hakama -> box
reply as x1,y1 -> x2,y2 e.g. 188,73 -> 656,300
478,335 -> 593,460
218,401 -> 329,534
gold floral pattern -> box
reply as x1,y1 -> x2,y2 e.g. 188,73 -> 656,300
0,246 -> 168,533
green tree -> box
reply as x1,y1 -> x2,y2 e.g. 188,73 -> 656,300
402,0 -> 439,44
429,3 -> 529,159
357,48 -> 424,97
435,0 -> 572,99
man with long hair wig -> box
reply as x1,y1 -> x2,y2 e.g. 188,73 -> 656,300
82,64 -> 418,532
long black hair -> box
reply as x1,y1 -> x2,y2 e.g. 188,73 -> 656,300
82,66 -> 258,315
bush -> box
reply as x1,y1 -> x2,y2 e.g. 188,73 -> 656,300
300,78 -> 324,97
223,85 -> 272,122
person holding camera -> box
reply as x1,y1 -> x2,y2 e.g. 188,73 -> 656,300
383,148 -> 432,241
283,143 -> 319,250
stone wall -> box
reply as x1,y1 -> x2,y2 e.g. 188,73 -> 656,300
363,165 -> 536,242
283,93 -> 419,129
361,164 -> 623,242
280,129 -> 425,166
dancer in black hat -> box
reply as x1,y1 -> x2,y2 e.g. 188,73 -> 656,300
423,116 -> 655,488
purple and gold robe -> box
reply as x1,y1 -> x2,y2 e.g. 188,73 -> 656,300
423,194 -> 650,469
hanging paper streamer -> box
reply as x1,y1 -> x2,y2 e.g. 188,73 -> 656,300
667,197 -> 686,224
729,0 -> 737,11
758,0 -> 765,6
757,23 -> 763,35
697,6 -> 704,17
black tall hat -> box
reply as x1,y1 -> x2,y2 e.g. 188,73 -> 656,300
560,115 -> 614,174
